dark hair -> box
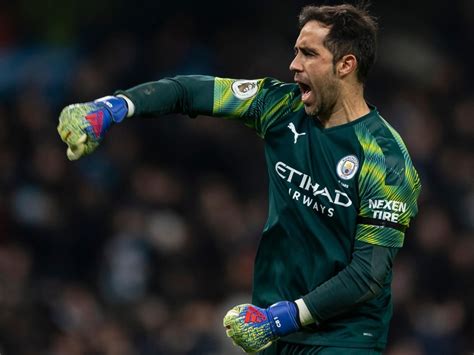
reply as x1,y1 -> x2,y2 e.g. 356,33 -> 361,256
298,4 -> 378,83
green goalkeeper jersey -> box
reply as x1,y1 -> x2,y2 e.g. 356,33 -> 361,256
121,75 -> 421,349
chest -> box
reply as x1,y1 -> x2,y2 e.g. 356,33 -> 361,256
264,112 -> 363,213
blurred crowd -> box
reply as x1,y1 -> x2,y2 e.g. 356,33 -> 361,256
0,1 -> 473,354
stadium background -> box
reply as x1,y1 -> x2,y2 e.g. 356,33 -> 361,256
0,0 -> 473,354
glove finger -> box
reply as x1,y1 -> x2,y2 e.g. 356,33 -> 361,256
57,107 -> 76,143
223,308 -> 240,328
68,133 -> 87,149
57,123 -> 72,144
67,144 -> 84,161
58,104 -> 92,145
66,134 -> 87,160
75,133 -> 87,145
66,147 -> 76,161
255,340 -> 274,353
59,126 -> 86,147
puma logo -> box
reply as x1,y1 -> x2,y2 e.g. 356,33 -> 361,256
288,122 -> 306,144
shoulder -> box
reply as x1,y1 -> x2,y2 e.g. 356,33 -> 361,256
354,110 -> 417,187
258,78 -> 300,105
259,79 -> 304,117
214,77 -> 298,96
213,77 -> 300,109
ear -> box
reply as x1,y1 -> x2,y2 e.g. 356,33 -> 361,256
336,54 -> 357,78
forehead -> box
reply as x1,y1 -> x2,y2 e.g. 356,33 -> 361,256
295,20 -> 330,49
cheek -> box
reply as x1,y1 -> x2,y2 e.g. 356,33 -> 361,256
320,71 -> 339,94
314,74 -> 340,108
308,64 -> 333,88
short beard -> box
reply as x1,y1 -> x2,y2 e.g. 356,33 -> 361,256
304,92 -> 337,120
304,105 -> 319,117
314,78 -> 340,121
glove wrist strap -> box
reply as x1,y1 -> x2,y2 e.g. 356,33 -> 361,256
267,301 -> 301,337
117,94 -> 135,117
95,96 -> 128,123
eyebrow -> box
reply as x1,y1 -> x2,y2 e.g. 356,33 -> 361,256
294,45 -> 318,54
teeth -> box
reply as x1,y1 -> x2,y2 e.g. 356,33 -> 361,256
301,89 -> 312,103
297,81 -> 312,103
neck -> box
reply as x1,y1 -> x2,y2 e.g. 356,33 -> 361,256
319,84 -> 370,128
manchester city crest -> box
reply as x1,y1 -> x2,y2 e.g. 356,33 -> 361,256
336,155 -> 359,180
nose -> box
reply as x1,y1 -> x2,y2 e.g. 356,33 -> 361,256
289,55 -> 302,73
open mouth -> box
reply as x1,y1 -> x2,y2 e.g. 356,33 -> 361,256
298,83 -> 312,103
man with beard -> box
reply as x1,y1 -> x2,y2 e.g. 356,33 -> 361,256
58,4 -> 421,354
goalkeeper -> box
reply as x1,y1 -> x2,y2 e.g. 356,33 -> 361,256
58,4 -> 421,355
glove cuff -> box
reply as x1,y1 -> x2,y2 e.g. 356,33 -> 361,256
117,94 -> 135,117
95,96 -> 128,123
267,301 -> 301,337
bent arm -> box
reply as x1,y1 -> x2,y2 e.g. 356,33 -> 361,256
298,118 -> 422,324
300,240 -> 397,324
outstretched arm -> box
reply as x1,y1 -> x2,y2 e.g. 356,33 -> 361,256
115,75 -> 215,118
57,76 -> 295,160
58,75 -> 218,160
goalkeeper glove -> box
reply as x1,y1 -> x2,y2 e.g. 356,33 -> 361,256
223,301 -> 300,353
57,96 -> 129,160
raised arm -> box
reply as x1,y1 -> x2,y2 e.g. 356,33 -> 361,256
57,76 -> 295,160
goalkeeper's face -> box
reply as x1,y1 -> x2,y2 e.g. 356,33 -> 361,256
290,20 -> 341,118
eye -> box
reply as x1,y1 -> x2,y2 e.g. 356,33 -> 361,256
302,49 -> 316,57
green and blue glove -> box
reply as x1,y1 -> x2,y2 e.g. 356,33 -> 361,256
223,301 -> 300,353
57,96 -> 128,160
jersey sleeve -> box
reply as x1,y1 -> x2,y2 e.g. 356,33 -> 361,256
302,241 -> 398,323
212,77 -> 299,138
118,75 -> 298,138
355,122 -> 421,248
